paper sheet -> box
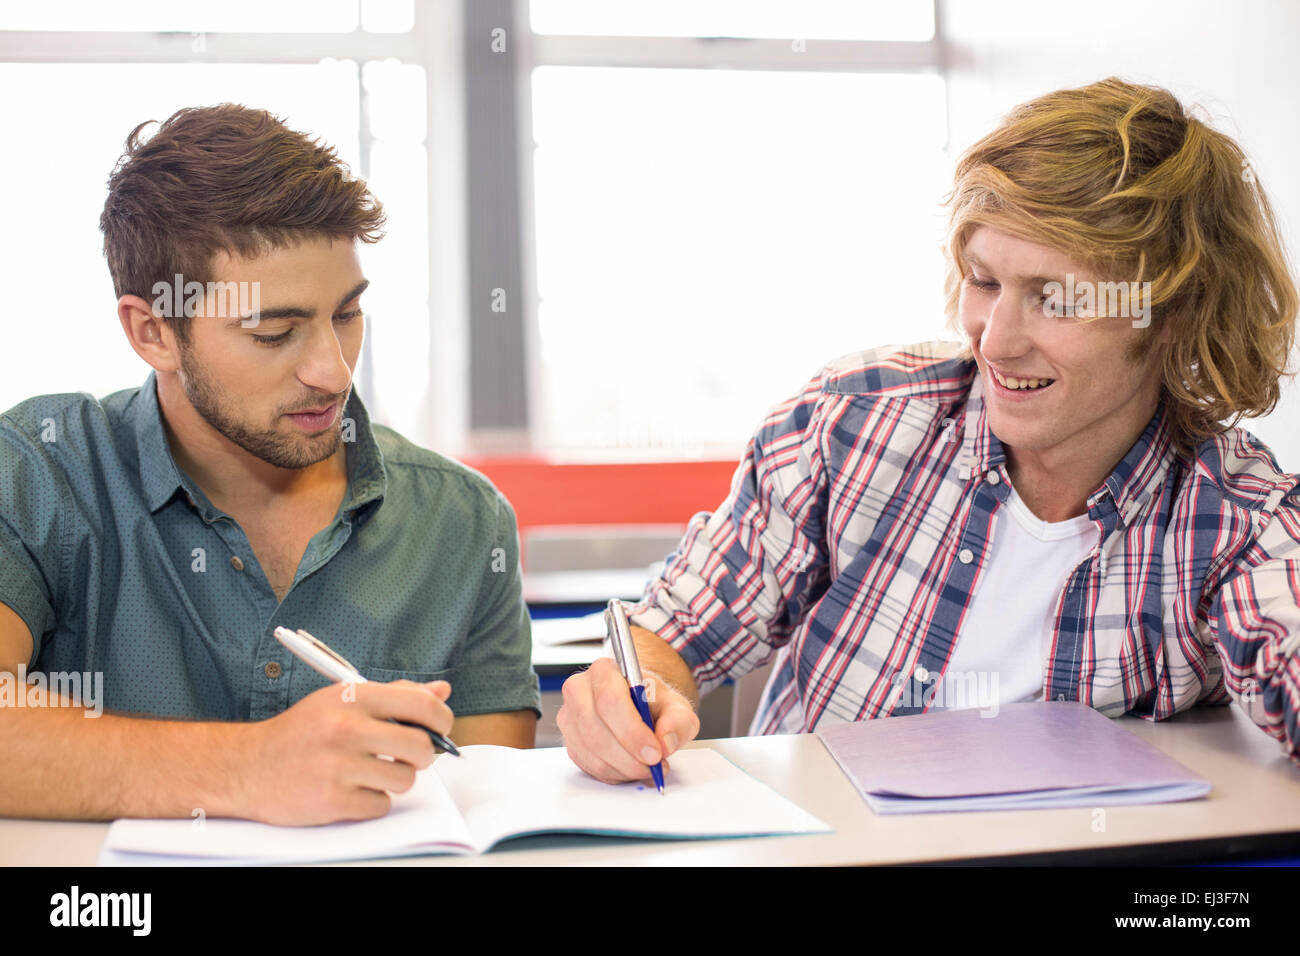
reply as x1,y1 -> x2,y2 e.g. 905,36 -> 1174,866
438,745 -> 831,850
102,745 -> 831,863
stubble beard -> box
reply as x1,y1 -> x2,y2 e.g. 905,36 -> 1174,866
176,343 -> 344,470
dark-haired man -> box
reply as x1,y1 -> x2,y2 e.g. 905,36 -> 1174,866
0,105 -> 539,825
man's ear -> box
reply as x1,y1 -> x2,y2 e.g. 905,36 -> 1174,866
117,294 -> 182,373
1159,314 -> 1180,348
1155,303 -> 1178,346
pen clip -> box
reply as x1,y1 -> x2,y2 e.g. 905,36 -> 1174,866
604,599 -> 643,687
294,627 -> 362,678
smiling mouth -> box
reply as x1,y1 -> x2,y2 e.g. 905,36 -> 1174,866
989,366 -> 1056,391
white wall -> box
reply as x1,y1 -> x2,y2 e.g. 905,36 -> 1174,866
942,0 -> 1300,470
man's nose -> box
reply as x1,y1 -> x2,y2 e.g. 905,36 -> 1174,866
979,287 -> 1033,360
298,322 -> 353,397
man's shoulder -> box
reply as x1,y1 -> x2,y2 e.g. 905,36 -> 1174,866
3,387 -> 123,429
368,425 -> 512,519
0,384 -> 143,462
818,340 -> 977,404
751,341 -> 977,467
1183,426 -> 1300,516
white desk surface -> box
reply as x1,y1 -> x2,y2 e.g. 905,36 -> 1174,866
4,704 -> 1298,867
530,640 -> 604,669
522,569 -> 649,605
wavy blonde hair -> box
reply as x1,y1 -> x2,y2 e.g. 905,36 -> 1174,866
943,76 -> 1297,454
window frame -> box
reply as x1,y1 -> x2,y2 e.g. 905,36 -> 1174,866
0,0 -> 951,457
510,0 -> 951,456
0,9 -> 470,452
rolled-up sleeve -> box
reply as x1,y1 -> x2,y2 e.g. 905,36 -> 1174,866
1206,484 -> 1300,766
449,493 -> 542,718
629,372 -> 832,696
0,414 -> 65,663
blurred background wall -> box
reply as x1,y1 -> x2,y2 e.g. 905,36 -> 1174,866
1,0 -> 1295,470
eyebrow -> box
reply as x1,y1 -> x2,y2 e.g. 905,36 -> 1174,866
964,253 -> 1063,288
228,279 -> 370,327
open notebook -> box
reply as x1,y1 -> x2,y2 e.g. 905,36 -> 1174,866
101,745 -> 830,864
816,701 -> 1211,814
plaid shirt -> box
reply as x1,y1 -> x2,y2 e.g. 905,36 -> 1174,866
629,342 -> 1300,765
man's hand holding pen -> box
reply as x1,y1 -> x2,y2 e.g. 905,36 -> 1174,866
237,678 -> 455,826
556,604 -> 702,788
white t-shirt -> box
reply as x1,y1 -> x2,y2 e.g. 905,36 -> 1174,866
925,481 -> 1099,713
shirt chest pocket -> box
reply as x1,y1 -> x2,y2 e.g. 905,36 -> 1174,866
362,665 -> 458,685
285,662 -> 457,703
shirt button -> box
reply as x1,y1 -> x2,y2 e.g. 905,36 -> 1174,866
230,556 -> 245,571
264,661 -> 282,679
986,471 -> 1001,486
958,548 -> 975,564
914,666 -> 929,683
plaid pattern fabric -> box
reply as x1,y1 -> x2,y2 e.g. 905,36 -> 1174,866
629,342 -> 1300,765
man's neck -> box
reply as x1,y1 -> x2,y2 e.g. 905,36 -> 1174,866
155,374 -> 348,518
1006,456 -> 1104,524
1004,401 -> 1159,525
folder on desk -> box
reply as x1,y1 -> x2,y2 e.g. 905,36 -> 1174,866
816,701 -> 1211,814
101,746 -> 831,864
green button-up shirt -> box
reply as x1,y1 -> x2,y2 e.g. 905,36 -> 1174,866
0,372 -> 540,721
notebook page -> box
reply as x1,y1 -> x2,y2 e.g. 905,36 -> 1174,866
434,745 -> 831,851
104,763 -> 475,862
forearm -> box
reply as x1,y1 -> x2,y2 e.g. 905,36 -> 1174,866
630,625 -> 699,708
452,709 -> 537,748
0,697 -> 256,821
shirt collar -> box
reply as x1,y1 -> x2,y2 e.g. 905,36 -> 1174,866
1090,398 -> 1173,527
957,371 -> 1005,480
134,371 -> 388,518
959,367 -> 1174,528
337,387 -> 388,517
135,371 -> 189,513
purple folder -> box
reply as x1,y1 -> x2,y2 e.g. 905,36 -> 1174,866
816,701 -> 1211,814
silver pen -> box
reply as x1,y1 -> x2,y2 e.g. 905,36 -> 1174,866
605,599 -> 666,793
272,625 -> 460,756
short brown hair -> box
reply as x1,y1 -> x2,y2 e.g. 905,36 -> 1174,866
101,104 -> 386,338
943,77 -> 1298,453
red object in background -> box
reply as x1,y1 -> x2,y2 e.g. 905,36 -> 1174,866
461,458 -> 738,535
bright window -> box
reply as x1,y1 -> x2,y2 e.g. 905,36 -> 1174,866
0,59 -> 429,440
530,0 -> 935,41
531,66 -> 951,455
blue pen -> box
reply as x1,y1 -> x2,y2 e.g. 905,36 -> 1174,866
605,598 -> 666,794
